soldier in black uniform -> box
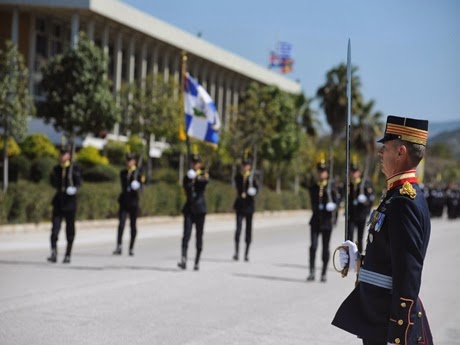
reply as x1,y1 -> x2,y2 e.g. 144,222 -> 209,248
232,159 -> 258,262
47,148 -> 81,264
427,183 -> 445,218
113,153 -> 143,256
307,159 -> 337,282
178,154 -> 209,271
446,182 -> 459,220
333,116 -> 433,345
348,163 -> 375,253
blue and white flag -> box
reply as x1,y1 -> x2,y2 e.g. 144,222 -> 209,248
184,73 -> 220,145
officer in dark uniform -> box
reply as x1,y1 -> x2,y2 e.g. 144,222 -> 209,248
233,159 -> 258,262
427,183 -> 445,218
307,157 -> 337,282
47,148 -> 81,264
178,154 -> 209,271
348,163 -> 375,253
446,182 -> 459,220
113,153 -> 144,256
333,116 -> 433,345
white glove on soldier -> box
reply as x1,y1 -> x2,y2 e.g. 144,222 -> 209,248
130,180 -> 141,191
325,202 -> 337,212
247,187 -> 257,196
65,186 -> 77,196
187,169 -> 197,179
339,240 -> 359,271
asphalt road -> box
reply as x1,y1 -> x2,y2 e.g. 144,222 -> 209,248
0,211 -> 458,345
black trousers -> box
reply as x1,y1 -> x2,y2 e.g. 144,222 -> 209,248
117,206 -> 138,250
235,212 -> 253,245
50,208 -> 76,255
362,339 -> 386,345
181,213 -> 206,259
309,227 -> 332,274
348,218 -> 366,253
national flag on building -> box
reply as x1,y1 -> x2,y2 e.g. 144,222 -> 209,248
183,73 -> 220,145
268,41 -> 294,74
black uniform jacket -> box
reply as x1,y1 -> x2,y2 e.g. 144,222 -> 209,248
118,167 -> 143,210
233,173 -> 258,214
349,178 -> 375,223
182,170 -> 209,215
332,171 -> 433,345
50,162 -> 82,212
309,180 -> 337,231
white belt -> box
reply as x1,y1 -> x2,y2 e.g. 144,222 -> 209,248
358,268 -> 393,290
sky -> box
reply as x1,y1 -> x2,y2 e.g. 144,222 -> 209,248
123,0 -> 459,126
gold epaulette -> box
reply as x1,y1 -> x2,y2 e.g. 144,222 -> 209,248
400,181 -> 416,199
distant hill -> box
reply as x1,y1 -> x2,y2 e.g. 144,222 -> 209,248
429,127 -> 460,159
428,119 -> 460,138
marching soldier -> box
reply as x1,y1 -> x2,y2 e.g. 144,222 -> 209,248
113,153 -> 144,256
47,148 -> 81,264
178,154 -> 209,271
232,159 -> 258,262
427,183 -> 446,218
307,156 -> 338,282
333,116 -> 433,345
446,182 -> 459,220
347,163 -> 375,253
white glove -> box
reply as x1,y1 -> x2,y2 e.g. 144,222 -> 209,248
339,240 -> 359,271
247,187 -> 257,196
357,194 -> 367,203
326,202 -> 337,212
65,186 -> 77,196
187,169 -> 197,179
130,180 -> 141,191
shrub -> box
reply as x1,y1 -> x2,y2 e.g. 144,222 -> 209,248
82,164 -> 118,182
8,155 -> 31,181
76,146 -> 109,166
153,168 -> 179,184
77,182 -> 119,220
104,140 -> 129,165
20,133 -> 58,159
0,136 -> 21,157
29,156 -> 56,183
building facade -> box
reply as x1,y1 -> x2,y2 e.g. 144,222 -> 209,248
0,0 -> 301,132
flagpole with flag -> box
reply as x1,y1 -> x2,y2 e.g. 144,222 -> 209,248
180,51 -> 190,170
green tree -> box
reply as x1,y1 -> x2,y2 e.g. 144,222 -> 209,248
119,74 -> 181,182
38,33 -> 119,153
0,41 -> 35,192
316,63 -> 363,142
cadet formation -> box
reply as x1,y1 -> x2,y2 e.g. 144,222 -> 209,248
42,114 -> 460,344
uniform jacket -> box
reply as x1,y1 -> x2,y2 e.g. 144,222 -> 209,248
332,170 -> 433,345
50,162 -> 82,212
309,180 -> 337,231
349,178 -> 375,223
233,172 -> 258,214
182,170 -> 209,215
118,167 -> 143,210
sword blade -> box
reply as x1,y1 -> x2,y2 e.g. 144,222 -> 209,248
345,39 -> 352,241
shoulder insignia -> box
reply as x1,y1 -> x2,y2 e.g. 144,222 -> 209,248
400,181 -> 416,199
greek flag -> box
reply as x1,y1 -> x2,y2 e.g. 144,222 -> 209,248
184,73 -> 220,145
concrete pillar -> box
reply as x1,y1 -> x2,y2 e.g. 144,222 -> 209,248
102,24 -> 109,56
232,78 -> 240,113
140,41 -> 147,83
150,44 -> 159,77
162,49 -> 170,82
127,38 -> 135,83
200,66 -> 208,89
70,12 -> 80,48
192,59 -> 201,81
224,74 -> 233,128
11,8 -> 19,44
27,14 -> 36,95
172,52 -> 180,84
209,68 -> 216,101
114,31 -> 123,136
217,71 -> 224,120
87,18 -> 95,41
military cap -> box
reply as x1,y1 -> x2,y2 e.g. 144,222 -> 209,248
190,154 -> 202,163
242,158 -> 252,166
60,147 -> 70,155
378,115 -> 429,146
126,153 -> 137,161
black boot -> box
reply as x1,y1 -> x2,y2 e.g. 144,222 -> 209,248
129,238 -> 135,256
194,250 -> 202,271
112,245 -> 122,255
63,254 -> 71,264
306,268 -> 315,281
47,249 -> 57,263
321,266 -> 327,282
244,243 -> 250,262
178,256 -> 187,270
233,242 -> 239,261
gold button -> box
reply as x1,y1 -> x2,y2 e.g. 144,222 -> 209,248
395,338 -> 401,344
398,319 -> 404,325
418,311 -> 423,318
418,336 -> 423,342
401,302 -> 406,308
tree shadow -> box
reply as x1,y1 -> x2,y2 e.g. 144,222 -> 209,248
232,272 -> 306,284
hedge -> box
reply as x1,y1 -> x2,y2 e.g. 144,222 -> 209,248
0,180 -> 311,225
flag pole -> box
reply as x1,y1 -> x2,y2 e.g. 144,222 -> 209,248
180,50 -> 191,170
